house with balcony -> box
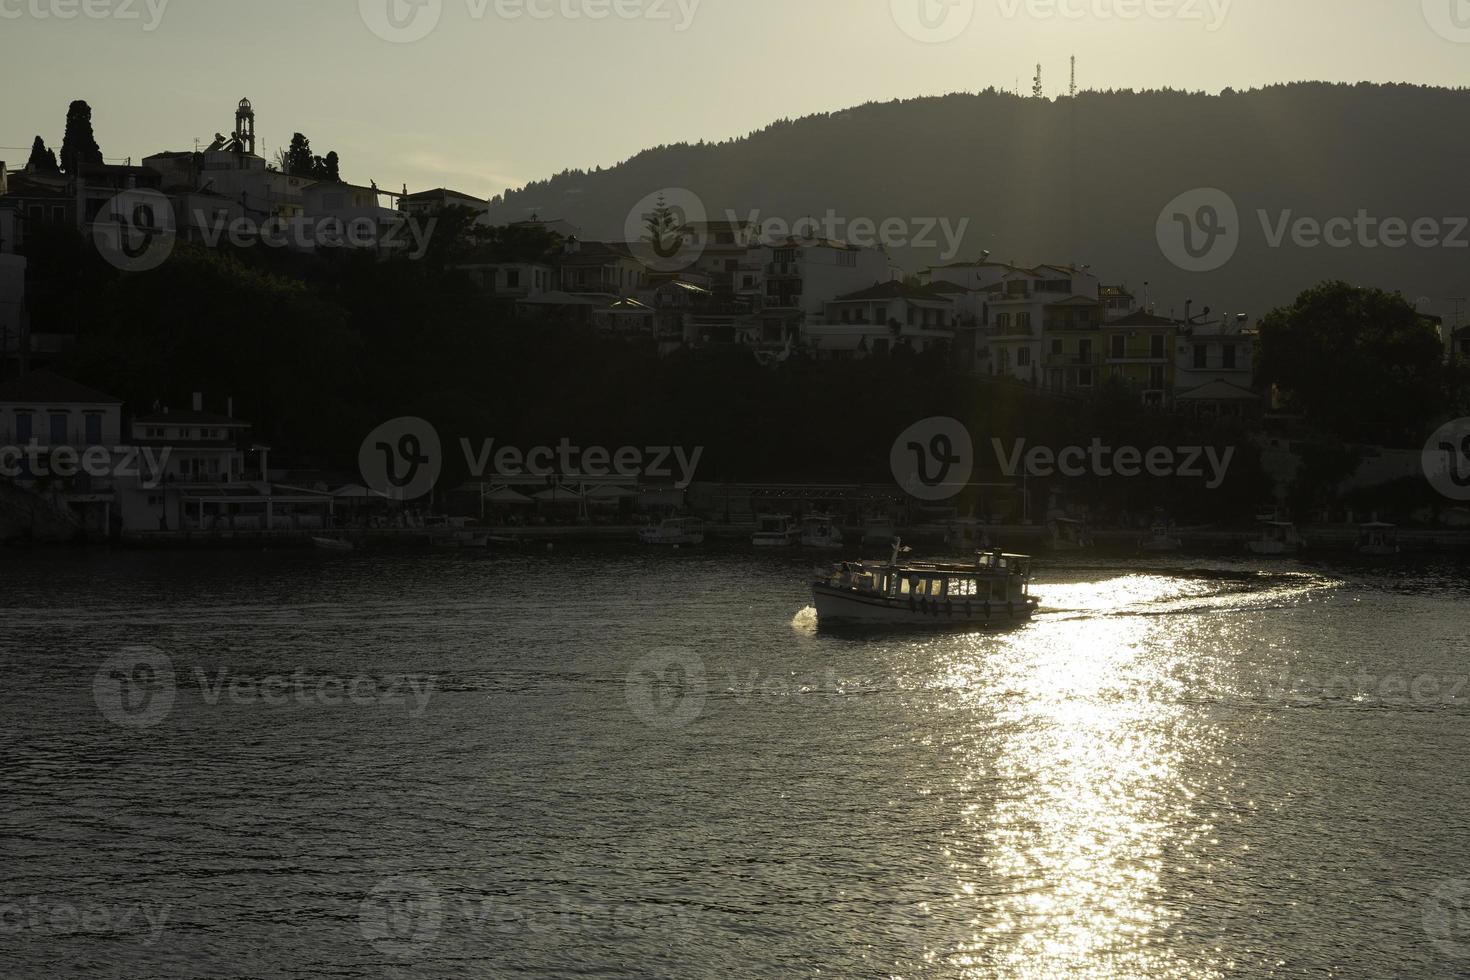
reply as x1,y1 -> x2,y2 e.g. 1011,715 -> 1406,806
1104,310 -> 1179,406
1175,312 -> 1261,416
746,237 -> 895,346
0,370 -> 123,534
986,266 -> 1103,384
1040,298 -> 1107,394
683,220 -> 761,299
806,281 -> 956,359
557,240 -> 645,300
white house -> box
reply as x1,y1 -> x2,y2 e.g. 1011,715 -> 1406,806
807,281 -> 956,359
0,371 -> 124,534
746,237 -> 895,345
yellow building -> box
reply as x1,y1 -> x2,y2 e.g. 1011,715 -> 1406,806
1103,310 -> 1179,406
1040,297 -> 1106,394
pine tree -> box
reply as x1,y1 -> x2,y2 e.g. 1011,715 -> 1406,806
284,133 -> 314,177
27,136 -> 59,174
59,100 -> 104,173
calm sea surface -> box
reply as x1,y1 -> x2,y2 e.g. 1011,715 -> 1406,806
2,547 -> 1469,978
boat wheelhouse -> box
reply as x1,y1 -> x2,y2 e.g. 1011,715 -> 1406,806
1355,522 -> 1400,557
639,517 -> 705,546
812,542 -> 1040,627
800,515 -> 844,550
1247,520 -> 1304,556
753,514 -> 801,548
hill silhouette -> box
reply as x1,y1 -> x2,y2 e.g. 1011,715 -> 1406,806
486,83 -> 1470,320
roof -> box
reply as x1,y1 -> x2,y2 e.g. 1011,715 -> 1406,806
1175,380 -> 1261,402
402,188 -> 484,203
132,410 -> 250,427
0,371 -> 121,405
831,280 -> 950,303
1110,309 -> 1178,327
926,281 -> 972,294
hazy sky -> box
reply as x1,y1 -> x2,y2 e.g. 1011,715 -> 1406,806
4,0 -> 1467,199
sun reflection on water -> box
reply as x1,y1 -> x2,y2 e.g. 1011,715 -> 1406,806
939,574 -> 1232,978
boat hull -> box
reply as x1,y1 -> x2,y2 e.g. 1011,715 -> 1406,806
812,582 -> 1038,627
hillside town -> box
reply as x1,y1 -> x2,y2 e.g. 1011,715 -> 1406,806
0,97 -> 1464,546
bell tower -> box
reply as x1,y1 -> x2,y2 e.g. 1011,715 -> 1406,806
235,98 -> 256,156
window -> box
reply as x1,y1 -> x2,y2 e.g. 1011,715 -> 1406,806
1079,368 -> 1095,387
85,414 -> 102,446
1018,347 -> 1032,367
16,412 -> 32,444
836,251 -> 856,268
1078,339 -> 1092,359
1224,345 -> 1238,369
1150,334 -> 1166,358
1194,344 -> 1208,369
1017,313 -> 1032,330
49,412 -> 67,445
996,313 -> 1011,330
1078,308 -> 1091,324
1111,335 -> 1125,358
505,269 -> 520,288
1051,339 -> 1063,355
1149,366 -> 1166,389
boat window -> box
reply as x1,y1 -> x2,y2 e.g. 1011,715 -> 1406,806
901,578 -> 912,596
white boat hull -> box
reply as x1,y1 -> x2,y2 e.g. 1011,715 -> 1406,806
812,583 -> 1038,627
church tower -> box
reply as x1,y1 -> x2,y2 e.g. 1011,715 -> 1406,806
235,98 -> 256,156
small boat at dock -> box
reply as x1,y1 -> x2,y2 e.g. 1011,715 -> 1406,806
753,514 -> 801,548
812,540 -> 1040,627
639,517 -> 705,546
311,536 -> 354,552
1140,521 -> 1183,553
1354,522 -> 1400,557
799,516 -> 844,550
1049,518 -> 1093,552
1247,520 -> 1305,556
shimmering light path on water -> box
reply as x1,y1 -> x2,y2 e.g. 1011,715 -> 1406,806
1,549 -> 1467,978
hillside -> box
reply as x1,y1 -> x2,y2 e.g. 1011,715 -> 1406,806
485,83 -> 1470,318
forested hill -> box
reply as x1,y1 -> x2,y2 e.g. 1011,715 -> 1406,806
485,83 -> 1470,318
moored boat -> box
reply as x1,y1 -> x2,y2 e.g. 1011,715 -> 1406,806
639,517 -> 705,546
812,541 -> 1040,627
1049,518 -> 1093,552
311,536 -> 354,552
1354,521 -> 1400,557
1139,521 -> 1183,553
799,515 -> 844,550
1247,520 -> 1305,556
753,514 -> 800,548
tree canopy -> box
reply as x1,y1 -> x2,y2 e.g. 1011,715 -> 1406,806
1258,281 -> 1453,446
59,100 -> 103,174
27,136 -> 59,174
